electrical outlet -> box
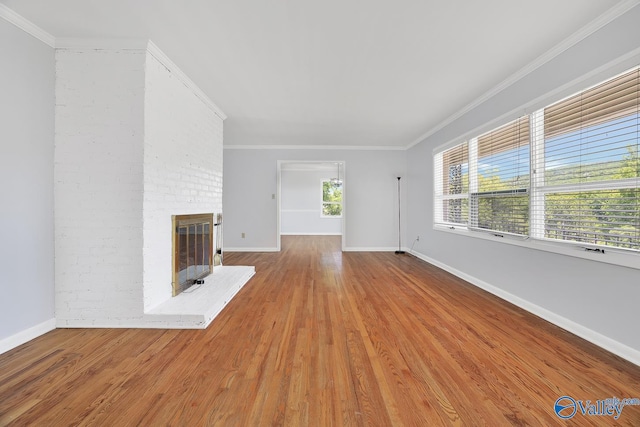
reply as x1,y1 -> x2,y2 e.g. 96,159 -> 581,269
241,232 -> 245,238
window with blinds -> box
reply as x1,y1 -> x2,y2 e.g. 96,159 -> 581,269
535,68 -> 639,251
471,116 -> 530,235
434,142 -> 468,226
433,65 -> 639,256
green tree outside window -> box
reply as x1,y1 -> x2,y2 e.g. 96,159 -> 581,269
322,181 -> 343,217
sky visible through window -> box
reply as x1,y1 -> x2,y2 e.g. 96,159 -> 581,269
545,113 -> 639,174
472,113 -> 639,182
478,146 -> 529,181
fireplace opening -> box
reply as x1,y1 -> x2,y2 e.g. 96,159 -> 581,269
172,213 -> 217,296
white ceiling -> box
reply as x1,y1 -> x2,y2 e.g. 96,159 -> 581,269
2,0 -> 624,148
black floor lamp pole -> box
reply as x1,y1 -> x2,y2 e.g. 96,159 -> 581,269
395,176 -> 405,254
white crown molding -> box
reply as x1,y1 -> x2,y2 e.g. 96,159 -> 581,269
407,0 -> 640,149
0,10 -> 225,124
146,41 -> 227,120
431,47 -> 640,155
0,4 -> 55,47
223,144 -> 405,151
55,37 -> 149,50
52,38 -> 227,121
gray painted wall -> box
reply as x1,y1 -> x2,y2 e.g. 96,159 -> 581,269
0,20 -> 55,341
407,5 -> 640,355
281,169 -> 342,235
223,148 -> 406,250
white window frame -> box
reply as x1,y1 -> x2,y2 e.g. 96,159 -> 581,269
532,99 -> 638,247
468,137 -> 479,229
321,179 -> 343,218
432,65 -> 640,271
530,109 -> 545,239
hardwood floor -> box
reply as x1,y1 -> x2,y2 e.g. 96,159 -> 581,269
1,235 -> 639,426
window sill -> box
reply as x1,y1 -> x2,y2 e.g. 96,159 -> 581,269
433,224 -> 639,270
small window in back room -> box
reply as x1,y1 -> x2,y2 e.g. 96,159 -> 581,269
322,180 -> 343,217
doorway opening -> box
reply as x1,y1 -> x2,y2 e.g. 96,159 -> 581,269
277,161 -> 346,251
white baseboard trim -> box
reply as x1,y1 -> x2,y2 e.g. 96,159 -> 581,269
0,318 -> 56,355
280,232 -> 342,236
410,250 -> 640,367
343,246 -> 405,252
226,246 -> 407,253
224,247 -> 279,252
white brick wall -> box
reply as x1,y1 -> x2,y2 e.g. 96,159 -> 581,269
142,52 -> 224,310
55,48 -> 146,327
54,44 -> 224,326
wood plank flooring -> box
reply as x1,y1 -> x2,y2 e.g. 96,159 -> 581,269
1,235 -> 639,426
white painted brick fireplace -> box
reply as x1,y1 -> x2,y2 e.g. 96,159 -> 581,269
54,40 -> 253,328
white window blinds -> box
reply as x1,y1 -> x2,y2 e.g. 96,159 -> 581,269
433,66 -> 640,255
471,116 -> 530,236
535,68 -> 640,251
434,142 -> 468,226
